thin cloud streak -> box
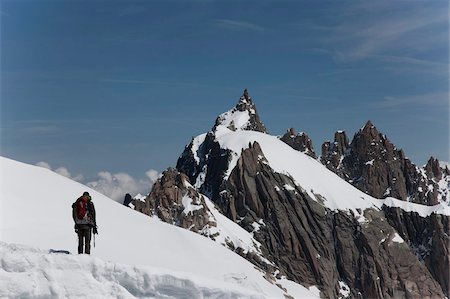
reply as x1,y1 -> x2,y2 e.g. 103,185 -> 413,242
100,78 -> 237,91
214,19 -> 265,32
374,92 -> 449,109
372,54 -> 448,69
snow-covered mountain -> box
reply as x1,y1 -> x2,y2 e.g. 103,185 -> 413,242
134,90 -> 450,298
0,156 -> 319,298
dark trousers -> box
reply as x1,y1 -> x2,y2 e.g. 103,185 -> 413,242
77,225 -> 92,254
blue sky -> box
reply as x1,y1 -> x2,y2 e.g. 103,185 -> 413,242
1,1 -> 448,197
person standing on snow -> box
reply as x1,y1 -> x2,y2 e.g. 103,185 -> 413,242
72,191 -> 97,254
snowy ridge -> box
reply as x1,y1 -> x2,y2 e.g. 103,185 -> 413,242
191,133 -> 207,164
0,156 -> 318,299
383,197 -> 450,217
201,126 -> 450,218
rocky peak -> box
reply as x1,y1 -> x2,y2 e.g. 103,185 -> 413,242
340,121 -> 411,200
320,130 -> 349,175
132,167 -> 216,233
425,157 -> 442,181
320,121 -> 443,206
353,121 -> 400,163
334,131 -> 349,156
213,89 -> 267,133
361,120 -> 376,134
280,128 -> 316,158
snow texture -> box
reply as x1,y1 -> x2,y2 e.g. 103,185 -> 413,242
338,281 -> 351,298
191,133 -> 207,164
216,110 -> 251,132
181,195 -> 203,215
0,242 -> 266,299
391,232 -> 404,244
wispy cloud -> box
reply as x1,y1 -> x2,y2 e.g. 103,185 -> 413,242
371,54 -> 448,69
100,78 -> 201,87
100,78 -> 237,91
316,54 -> 448,77
328,3 -> 448,61
374,92 -> 449,109
215,19 -> 265,32
23,125 -> 62,134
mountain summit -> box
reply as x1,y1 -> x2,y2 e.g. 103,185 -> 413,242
213,89 -> 267,133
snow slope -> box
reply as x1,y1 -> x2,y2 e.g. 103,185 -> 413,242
0,156 -> 318,298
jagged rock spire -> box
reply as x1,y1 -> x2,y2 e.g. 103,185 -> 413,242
425,156 -> 442,181
280,128 -> 316,158
363,120 -> 374,129
320,120 -> 442,206
242,88 -> 250,100
213,89 -> 267,133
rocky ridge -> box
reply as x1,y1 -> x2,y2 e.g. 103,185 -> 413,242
132,168 -> 216,233
280,128 -> 317,158
319,121 -> 449,206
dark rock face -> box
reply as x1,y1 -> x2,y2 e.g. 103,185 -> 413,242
383,207 -> 450,296
215,142 -> 444,298
280,128 -> 317,158
176,132 -> 232,201
425,157 -> 443,181
321,130 -> 350,178
343,121 -> 409,200
321,121 -> 442,206
133,168 -> 216,233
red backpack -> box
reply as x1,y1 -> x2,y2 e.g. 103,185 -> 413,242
76,198 -> 88,220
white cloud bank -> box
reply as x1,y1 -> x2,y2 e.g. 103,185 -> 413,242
86,170 -> 160,203
35,162 -> 160,203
